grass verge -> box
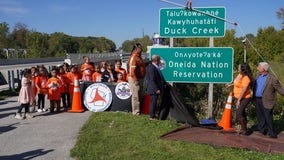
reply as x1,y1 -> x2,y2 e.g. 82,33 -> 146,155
0,90 -> 18,100
70,112 -> 284,160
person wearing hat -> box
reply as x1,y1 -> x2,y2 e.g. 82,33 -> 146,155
254,62 -> 284,138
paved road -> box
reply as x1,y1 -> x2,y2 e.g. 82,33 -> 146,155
0,96 -> 92,160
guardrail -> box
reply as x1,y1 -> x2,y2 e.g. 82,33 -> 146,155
0,57 -> 64,66
0,52 -> 148,91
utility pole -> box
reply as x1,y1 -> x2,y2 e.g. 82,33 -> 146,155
242,38 -> 247,63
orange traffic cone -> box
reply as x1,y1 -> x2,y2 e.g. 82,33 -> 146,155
68,78 -> 84,113
218,92 -> 233,130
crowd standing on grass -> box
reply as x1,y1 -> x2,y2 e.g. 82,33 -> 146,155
15,57 -> 127,120
13,46 -> 284,141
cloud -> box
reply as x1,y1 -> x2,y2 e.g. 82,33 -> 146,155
0,6 -> 27,15
49,4 -> 78,13
0,0 -> 27,15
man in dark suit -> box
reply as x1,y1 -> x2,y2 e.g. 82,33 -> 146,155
146,55 -> 166,120
254,62 -> 284,138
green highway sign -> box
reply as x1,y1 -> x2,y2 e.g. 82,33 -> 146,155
150,47 -> 233,83
159,7 -> 226,37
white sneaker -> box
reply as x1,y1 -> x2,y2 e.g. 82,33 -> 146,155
15,113 -> 24,120
25,113 -> 34,118
37,109 -> 42,113
42,108 -> 46,112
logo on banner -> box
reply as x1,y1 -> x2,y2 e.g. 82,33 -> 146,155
115,82 -> 131,100
83,83 -> 112,112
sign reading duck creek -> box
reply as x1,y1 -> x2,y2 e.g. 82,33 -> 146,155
159,7 -> 226,37
150,47 -> 233,83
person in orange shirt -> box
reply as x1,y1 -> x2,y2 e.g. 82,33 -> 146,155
30,66 -> 38,112
58,65 -> 69,111
46,68 -> 62,113
127,43 -> 146,115
81,56 -> 94,81
115,59 -> 127,81
66,64 -> 82,105
92,64 -> 102,82
35,66 -> 48,113
226,63 -> 254,135
116,72 -> 126,83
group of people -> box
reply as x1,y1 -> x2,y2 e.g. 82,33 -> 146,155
228,62 -> 284,138
128,43 -> 284,138
15,43 -> 284,139
127,43 -> 168,120
15,57 -> 128,120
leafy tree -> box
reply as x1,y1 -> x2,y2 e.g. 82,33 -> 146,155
26,31 -> 49,58
276,8 -> 284,29
0,22 -> 9,48
254,26 -> 281,62
121,35 -> 151,52
48,32 -> 79,57
9,22 -> 29,49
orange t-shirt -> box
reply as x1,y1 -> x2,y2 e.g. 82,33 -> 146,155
92,72 -> 102,82
35,74 -> 48,94
46,77 -> 62,100
115,67 -> 127,81
66,72 -> 81,94
58,73 -> 68,93
233,74 -> 251,99
81,63 -> 94,78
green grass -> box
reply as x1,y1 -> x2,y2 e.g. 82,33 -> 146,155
0,89 -> 18,100
70,112 -> 284,160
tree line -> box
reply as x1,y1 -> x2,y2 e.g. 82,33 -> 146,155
0,22 -> 116,59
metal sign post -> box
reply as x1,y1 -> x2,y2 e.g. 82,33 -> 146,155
208,37 -> 214,118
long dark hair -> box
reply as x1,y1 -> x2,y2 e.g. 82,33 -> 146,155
240,63 -> 254,88
21,68 -> 32,77
131,43 -> 142,53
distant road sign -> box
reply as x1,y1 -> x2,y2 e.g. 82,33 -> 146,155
159,7 -> 226,37
150,47 -> 233,83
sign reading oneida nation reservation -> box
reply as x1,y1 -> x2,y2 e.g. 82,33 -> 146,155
159,7 -> 226,37
150,47 -> 234,83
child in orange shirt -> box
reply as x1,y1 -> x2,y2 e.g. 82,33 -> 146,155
92,64 -> 102,82
35,66 -> 48,113
81,56 -> 94,81
115,59 -> 127,81
116,72 -> 126,83
66,64 -> 81,105
46,68 -> 62,113
58,65 -> 69,111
